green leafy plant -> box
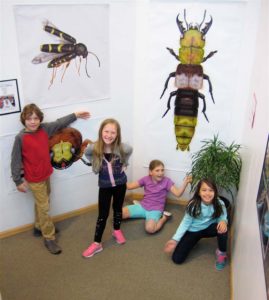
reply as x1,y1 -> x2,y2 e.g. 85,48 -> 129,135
190,135 -> 242,200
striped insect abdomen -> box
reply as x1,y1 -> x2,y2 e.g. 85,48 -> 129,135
174,90 -> 198,151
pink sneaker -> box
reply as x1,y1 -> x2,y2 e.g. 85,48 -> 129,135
112,229 -> 126,244
82,242 -> 103,258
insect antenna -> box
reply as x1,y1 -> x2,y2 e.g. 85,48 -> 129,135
84,51 -> 101,78
183,9 -> 189,30
199,10 -> 207,30
89,51 -> 101,67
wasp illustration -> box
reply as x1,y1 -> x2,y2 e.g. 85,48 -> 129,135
32,21 -> 100,88
160,10 -> 217,151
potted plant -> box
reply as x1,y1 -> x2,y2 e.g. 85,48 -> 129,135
190,135 -> 242,224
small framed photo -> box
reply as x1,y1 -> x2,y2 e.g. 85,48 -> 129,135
0,79 -> 21,116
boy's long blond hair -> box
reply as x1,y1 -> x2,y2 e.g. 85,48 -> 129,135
92,118 -> 126,171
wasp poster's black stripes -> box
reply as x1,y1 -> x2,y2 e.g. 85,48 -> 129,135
49,53 -> 77,68
41,44 -> 75,54
44,25 -> 76,44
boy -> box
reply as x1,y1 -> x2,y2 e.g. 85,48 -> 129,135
11,103 -> 90,255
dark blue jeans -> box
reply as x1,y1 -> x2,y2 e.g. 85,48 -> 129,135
172,222 -> 228,264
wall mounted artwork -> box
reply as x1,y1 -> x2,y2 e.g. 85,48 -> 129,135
14,4 -> 109,109
0,79 -> 21,116
160,9 -> 216,151
256,134 -> 269,299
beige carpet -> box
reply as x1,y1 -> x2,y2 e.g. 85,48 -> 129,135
0,202 -> 230,300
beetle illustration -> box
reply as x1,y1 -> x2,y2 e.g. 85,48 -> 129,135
32,20 -> 100,88
160,10 -> 217,151
49,127 -> 92,170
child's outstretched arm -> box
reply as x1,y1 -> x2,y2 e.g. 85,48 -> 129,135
74,111 -> 91,119
164,213 -> 192,254
127,181 -> 140,190
169,175 -> 192,197
164,239 -> 177,254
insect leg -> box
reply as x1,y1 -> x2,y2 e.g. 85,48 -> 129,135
160,72 -> 176,99
61,61 -> 71,82
198,92 -> 209,122
48,67 -> 58,89
203,74 -> 215,103
202,50 -> 217,63
162,90 -> 177,118
166,48 -> 179,61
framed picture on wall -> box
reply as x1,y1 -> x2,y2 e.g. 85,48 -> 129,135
0,79 -> 21,116
256,134 -> 269,299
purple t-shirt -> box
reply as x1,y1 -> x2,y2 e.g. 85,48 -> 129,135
138,176 -> 174,211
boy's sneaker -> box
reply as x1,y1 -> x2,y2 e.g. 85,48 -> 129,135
215,249 -> 227,270
82,242 -> 103,258
133,200 -> 140,205
44,239 -> 62,255
112,229 -> 126,244
33,227 -> 59,237
163,211 -> 172,217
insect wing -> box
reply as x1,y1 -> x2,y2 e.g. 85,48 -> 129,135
32,52 -> 63,64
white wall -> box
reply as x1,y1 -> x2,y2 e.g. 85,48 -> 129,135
232,0 -> 269,299
0,0 -> 135,232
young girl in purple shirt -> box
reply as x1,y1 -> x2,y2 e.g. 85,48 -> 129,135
122,159 -> 192,234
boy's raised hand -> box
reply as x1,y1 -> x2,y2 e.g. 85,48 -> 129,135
75,111 -> 91,119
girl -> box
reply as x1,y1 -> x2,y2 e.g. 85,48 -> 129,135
82,118 -> 133,258
122,159 -> 192,234
164,179 -> 228,270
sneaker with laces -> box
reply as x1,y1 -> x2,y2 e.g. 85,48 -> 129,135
133,200 -> 140,205
44,239 -> 62,255
82,242 -> 103,258
215,249 -> 227,270
163,211 -> 172,217
112,229 -> 126,244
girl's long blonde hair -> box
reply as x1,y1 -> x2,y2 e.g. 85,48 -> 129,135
92,118 -> 126,171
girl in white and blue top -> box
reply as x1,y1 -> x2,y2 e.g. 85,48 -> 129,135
164,179 -> 228,270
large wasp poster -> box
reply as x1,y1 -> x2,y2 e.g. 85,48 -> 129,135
256,134 -> 269,299
14,5 -> 109,109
